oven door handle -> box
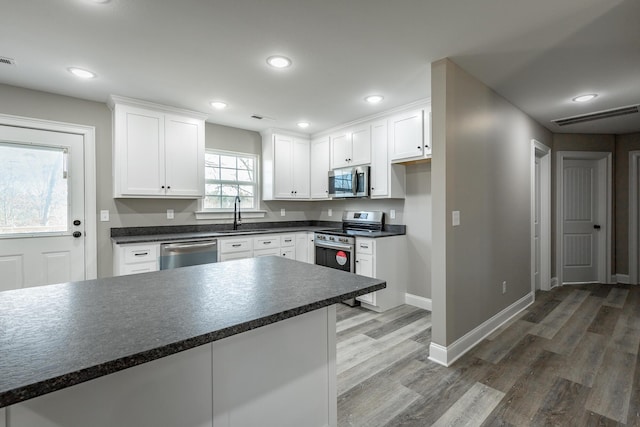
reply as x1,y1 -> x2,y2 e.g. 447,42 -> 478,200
315,241 -> 353,251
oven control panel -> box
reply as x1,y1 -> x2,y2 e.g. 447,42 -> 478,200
314,233 -> 354,244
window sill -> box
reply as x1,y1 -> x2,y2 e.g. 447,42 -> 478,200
195,210 -> 267,220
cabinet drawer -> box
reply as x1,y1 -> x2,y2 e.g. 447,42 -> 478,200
220,238 -> 253,253
253,236 -> 280,249
253,247 -> 281,257
121,262 -> 158,276
124,244 -> 158,264
220,251 -> 252,262
356,239 -> 374,255
280,234 -> 295,247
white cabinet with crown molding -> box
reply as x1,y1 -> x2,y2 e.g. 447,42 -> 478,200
310,136 -> 330,199
109,96 -> 206,199
389,106 -> 431,163
330,123 -> 371,169
370,119 -> 406,199
262,131 -> 310,200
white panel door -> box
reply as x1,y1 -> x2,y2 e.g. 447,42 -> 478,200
164,114 -> 204,197
273,135 -> 294,198
310,137 -> 330,199
563,159 -> 599,283
0,125 -> 85,290
350,124 -> 371,166
370,119 -> 388,197
119,106 -> 164,196
330,133 -> 350,169
292,138 -> 310,198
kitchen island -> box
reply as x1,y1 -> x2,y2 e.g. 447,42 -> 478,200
0,256 -> 385,427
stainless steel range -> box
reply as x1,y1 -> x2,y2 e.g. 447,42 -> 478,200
314,211 -> 384,306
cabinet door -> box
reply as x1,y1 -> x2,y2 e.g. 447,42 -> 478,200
281,248 -> 295,259
424,110 -> 432,157
116,106 -> 165,196
355,253 -> 374,277
273,135 -> 294,198
389,109 -> 424,161
295,233 -> 308,263
350,124 -> 371,166
164,114 -> 204,197
292,138 -> 310,198
370,120 -> 388,197
330,132 -> 350,169
310,137 -> 330,199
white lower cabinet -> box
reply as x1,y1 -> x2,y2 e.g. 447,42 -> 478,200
113,243 -> 159,276
355,236 -> 407,312
218,237 -> 253,261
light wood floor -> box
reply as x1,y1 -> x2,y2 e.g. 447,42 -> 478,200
336,284 -> 640,427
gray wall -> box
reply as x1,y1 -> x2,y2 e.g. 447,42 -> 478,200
431,59 -> 553,346
0,84 -> 423,286
614,132 -> 640,275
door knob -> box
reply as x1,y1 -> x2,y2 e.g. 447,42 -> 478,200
73,231 -> 82,238
594,224 -> 601,230
73,219 -> 81,226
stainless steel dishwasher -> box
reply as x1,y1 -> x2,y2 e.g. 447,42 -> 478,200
159,240 -> 218,270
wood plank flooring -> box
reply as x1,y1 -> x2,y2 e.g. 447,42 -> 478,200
336,284 -> 640,427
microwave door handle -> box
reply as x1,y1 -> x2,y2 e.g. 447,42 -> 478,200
352,171 -> 358,196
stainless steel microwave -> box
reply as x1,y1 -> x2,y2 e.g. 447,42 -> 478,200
328,166 -> 370,198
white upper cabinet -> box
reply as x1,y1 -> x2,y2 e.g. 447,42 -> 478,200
330,123 -> 371,169
310,136 -> 330,199
262,131 -> 310,200
370,119 -> 405,199
389,105 -> 431,162
110,96 -> 205,198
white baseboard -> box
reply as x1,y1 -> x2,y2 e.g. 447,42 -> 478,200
550,277 -> 559,289
428,292 -> 534,367
616,274 -> 630,284
405,293 -> 432,311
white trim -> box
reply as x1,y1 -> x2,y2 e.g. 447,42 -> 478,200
107,95 -> 208,120
405,293 -> 432,311
0,113 -> 97,280
310,98 -> 432,139
555,151 -> 613,285
428,292 -> 534,367
531,140 -> 551,292
550,277 -> 559,288
195,210 -> 267,220
616,274 -> 630,284
629,151 -> 640,285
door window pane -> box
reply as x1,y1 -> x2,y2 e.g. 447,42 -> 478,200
0,142 -> 68,235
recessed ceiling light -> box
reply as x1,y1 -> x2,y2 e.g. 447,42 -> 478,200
68,67 -> 96,79
365,95 -> 384,104
210,101 -> 227,110
297,122 -> 310,129
572,94 -> 598,103
91,0 -> 110,3
266,55 -> 292,69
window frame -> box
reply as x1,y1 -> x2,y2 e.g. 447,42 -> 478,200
197,149 -> 263,217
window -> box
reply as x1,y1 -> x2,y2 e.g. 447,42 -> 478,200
203,149 -> 258,210
0,142 -> 68,235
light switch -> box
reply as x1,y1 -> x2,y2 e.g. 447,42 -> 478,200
390,209 -> 396,219
100,210 -> 109,222
452,211 -> 460,226
280,208 -> 286,217
167,209 -> 174,220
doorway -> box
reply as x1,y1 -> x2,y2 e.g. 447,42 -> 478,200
0,115 -> 96,290
628,151 -> 640,284
556,151 -> 612,285
531,140 -> 551,292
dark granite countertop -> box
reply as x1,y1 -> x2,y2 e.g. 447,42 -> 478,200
0,257 -> 385,408
111,221 -> 406,244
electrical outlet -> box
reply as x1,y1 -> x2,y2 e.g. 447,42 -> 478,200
328,208 -> 332,217
452,211 -> 460,226
100,210 -> 109,222
280,208 -> 286,217
167,209 -> 174,220
390,209 -> 396,219
502,281 -> 507,294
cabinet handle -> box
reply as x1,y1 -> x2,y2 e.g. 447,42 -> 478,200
167,186 -> 171,189
424,145 -> 429,148
134,252 -> 149,256
161,185 -> 165,189
417,146 -> 421,149
232,244 -> 242,247
263,241 -> 272,245
356,260 -> 359,263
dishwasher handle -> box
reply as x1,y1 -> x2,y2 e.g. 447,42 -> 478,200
161,240 -> 217,254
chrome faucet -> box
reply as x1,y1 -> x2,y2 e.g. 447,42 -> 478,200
233,195 -> 242,230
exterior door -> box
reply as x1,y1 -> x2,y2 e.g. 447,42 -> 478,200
0,125 -> 85,290
562,159 -> 600,283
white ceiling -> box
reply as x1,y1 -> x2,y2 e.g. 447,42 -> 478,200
1,0 -> 638,135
